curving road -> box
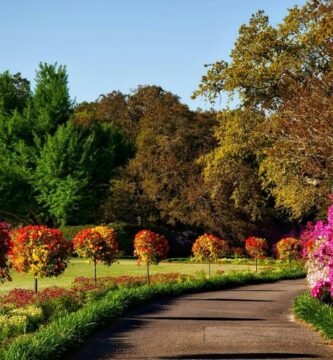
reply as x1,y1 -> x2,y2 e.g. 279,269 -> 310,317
70,279 -> 333,360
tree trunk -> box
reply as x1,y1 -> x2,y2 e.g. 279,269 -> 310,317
94,259 -> 97,285
146,262 -> 150,285
34,277 -> 38,294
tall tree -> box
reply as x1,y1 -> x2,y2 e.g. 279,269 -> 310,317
193,0 -> 333,227
104,86 -> 218,231
260,68 -> 333,218
0,63 -> 131,225
193,0 -> 333,110
33,63 -> 73,135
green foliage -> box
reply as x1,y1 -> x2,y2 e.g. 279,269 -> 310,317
59,225 -> 95,241
39,296 -> 80,322
0,64 -> 131,226
199,109 -> 272,238
32,122 -> 92,225
294,292 -> 333,339
108,222 -> 141,255
33,63 -> 73,135
0,72 -> 31,115
0,268 -> 305,360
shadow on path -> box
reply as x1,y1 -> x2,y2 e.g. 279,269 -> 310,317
231,289 -> 285,292
161,353 -> 319,359
130,316 -> 264,321
183,298 -> 274,302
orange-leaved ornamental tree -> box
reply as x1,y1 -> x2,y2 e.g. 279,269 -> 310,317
134,229 -> 169,285
245,236 -> 268,273
9,225 -> 72,293
276,237 -> 301,267
192,234 -> 228,277
73,226 -> 120,284
0,222 -> 12,283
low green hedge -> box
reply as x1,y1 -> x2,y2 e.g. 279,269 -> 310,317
59,225 -> 94,241
1,268 -> 305,360
293,292 -> 333,339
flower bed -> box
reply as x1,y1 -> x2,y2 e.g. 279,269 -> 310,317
0,272 -> 192,345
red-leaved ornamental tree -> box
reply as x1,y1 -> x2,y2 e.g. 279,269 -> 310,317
73,227 -> 120,284
276,237 -> 301,267
0,222 -> 12,283
9,225 -> 72,292
134,229 -> 169,285
192,234 -> 228,277
245,236 -> 268,272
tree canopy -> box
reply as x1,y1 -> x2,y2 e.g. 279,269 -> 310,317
0,0 -> 332,245
194,0 -> 333,229
0,63 -> 131,226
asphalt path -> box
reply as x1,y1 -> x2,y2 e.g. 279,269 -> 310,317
69,279 -> 333,360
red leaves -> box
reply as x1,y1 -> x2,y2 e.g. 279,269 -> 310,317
1,288 -> 35,307
245,236 -> 268,259
134,229 -> 169,265
0,286 -> 76,308
9,225 -> 72,278
73,227 -> 119,265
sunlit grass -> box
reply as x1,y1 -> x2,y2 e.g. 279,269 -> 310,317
0,258 -> 258,293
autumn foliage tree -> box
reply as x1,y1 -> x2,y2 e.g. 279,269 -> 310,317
9,226 -> 72,292
194,0 -> 333,235
260,68 -> 333,219
192,234 -> 228,277
245,237 -> 268,272
133,229 -> 169,284
73,226 -> 119,283
0,222 -> 12,283
276,237 -> 301,267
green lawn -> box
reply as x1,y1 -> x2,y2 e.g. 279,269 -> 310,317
0,258 -> 258,294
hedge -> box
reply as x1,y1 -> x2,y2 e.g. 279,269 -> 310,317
293,292 -> 333,339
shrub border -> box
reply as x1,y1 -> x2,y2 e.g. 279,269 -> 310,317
293,291 -> 333,339
2,269 -> 305,360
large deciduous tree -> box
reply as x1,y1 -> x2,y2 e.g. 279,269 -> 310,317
98,85 -> 218,232
193,0 -> 333,228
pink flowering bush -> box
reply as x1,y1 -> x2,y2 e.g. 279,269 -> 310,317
301,200 -> 333,302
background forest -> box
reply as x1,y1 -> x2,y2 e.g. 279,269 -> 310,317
0,0 -> 332,254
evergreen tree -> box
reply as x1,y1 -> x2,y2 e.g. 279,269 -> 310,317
0,63 -> 131,226
33,63 -> 73,135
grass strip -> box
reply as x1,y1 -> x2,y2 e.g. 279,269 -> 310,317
293,291 -> 333,339
1,268 -> 305,360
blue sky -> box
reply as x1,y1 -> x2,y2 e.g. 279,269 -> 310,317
1,0 -> 305,110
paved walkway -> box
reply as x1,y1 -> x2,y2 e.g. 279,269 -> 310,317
70,279 -> 333,359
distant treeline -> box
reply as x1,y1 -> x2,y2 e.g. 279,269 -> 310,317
0,0 -> 332,243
